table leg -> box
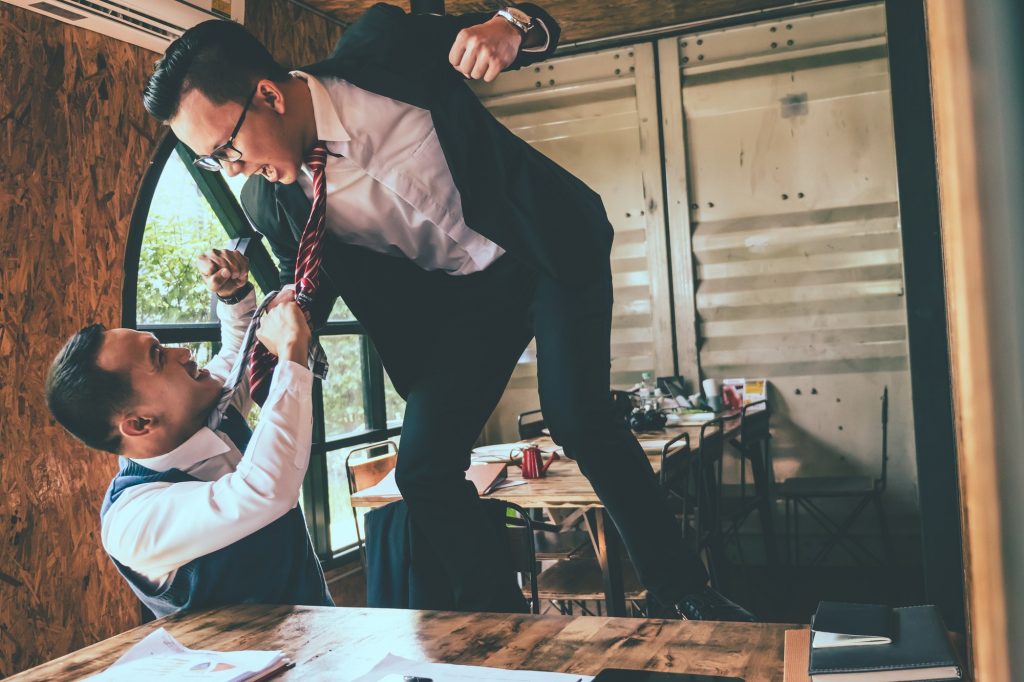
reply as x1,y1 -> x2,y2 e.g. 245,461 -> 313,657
589,508 -> 627,617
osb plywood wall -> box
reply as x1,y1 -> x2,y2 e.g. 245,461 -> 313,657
0,4 -> 162,676
246,0 -> 345,67
0,1 -> 342,676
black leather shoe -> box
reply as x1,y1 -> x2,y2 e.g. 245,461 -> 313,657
674,587 -> 757,622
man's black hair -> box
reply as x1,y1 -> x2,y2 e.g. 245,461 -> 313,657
45,324 -> 133,454
144,19 -> 290,122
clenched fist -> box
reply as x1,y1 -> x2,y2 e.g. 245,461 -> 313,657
197,248 -> 249,298
448,16 -> 522,82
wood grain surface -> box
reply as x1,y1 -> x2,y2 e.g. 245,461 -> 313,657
353,422 -> 738,508
6,605 -> 799,682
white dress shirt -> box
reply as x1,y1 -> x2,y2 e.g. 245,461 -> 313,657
293,73 -> 507,275
100,289 -> 314,588
290,19 -> 549,275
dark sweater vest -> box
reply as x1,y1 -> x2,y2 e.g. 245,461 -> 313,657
99,446 -> 333,617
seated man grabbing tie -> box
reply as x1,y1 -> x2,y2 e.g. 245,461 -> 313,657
44,249 -> 333,617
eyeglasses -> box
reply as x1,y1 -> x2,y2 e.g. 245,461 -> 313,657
193,85 -> 258,172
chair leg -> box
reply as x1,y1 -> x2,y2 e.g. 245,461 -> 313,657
874,493 -> 894,566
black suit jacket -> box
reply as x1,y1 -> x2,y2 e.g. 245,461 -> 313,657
241,3 -> 613,397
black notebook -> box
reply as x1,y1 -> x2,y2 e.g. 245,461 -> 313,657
593,671 -> 743,682
812,601 -> 893,648
809,605 -> 961,681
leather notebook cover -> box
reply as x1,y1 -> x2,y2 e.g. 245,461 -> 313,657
812,602 -> 893,648
809,605 -> 961,681
466,462 -> 507,495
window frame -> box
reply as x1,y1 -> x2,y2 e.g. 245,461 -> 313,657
124,132 -> 400,568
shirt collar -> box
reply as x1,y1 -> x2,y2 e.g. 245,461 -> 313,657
128,427 -> 232,473
291,70 -> 350,145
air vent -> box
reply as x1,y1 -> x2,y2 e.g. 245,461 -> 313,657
29,1 -> 85,20
3,0 -> 245,52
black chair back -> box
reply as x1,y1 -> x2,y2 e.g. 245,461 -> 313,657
740,400 -> 770,446
517,409 -> 546,440
696,418 -> 727,585
499,501 -> 544,614
878,386 -> 889,492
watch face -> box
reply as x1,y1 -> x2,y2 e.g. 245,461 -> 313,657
505,7 -> 532,27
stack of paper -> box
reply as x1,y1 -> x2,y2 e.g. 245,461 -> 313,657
89,628 -> 290,681
352,653 -> 593,681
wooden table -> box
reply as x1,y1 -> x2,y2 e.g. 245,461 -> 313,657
6,605 -> 799,681
353,417 -> 741,617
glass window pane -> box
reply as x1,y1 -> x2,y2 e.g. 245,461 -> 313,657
384,371 -> 406,428
165,341 -> 216,367
138,153 -> 229,325
328,438 -> 401,553
329,297 -> 354,321
320,335 -> 366,438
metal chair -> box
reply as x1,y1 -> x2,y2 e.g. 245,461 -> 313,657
344,440 -> 400,571
693,418 -> 728,588
659,431 -> 697,539
722,401 -> 780,565
776,387 -> 892,566
514,408 -> 590,560
517,408 -> 546,440
498,500 -> 549,614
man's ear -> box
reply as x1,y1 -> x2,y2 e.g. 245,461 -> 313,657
119,414 -> 154,439
256,78 -> 286,114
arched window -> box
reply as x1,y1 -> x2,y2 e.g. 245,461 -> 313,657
125,134 -> 404,562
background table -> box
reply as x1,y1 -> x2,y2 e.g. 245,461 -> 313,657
353,418 -> 740,616
6,605 -> 799,681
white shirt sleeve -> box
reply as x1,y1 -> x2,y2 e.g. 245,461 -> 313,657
521,18 -> 551,53
100,360 -> 314,583
203,287 -> 257,384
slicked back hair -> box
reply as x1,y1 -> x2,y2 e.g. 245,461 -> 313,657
144,19 -> 290,122
45,324 -> 133,454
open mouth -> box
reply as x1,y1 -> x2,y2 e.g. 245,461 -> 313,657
186,362 -> 209,381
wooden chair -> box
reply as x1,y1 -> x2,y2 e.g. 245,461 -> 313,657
344,440 -> 399,571
777,387 -> 892,566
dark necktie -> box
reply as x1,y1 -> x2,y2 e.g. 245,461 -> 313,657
247,142 -> 331,405
217,404 -> 253,452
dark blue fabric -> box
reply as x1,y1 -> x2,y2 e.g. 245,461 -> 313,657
364,499 -> 527,612
218,405 -> 252,451
99,414 -> 332,618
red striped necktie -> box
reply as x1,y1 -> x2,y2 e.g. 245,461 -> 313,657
247,142 -> 330,406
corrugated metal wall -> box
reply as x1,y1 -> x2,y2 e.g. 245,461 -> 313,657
666,2 -> 919,520
472,45 -> 673,441
473,2 -> 920,528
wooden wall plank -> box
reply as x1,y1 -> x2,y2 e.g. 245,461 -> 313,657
924,0 -> 1008,679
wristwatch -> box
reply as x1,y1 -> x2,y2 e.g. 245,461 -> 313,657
496,7 -> 534,36
217,281 -> 254,305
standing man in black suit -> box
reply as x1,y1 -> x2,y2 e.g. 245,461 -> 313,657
143,3 -> 753,620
